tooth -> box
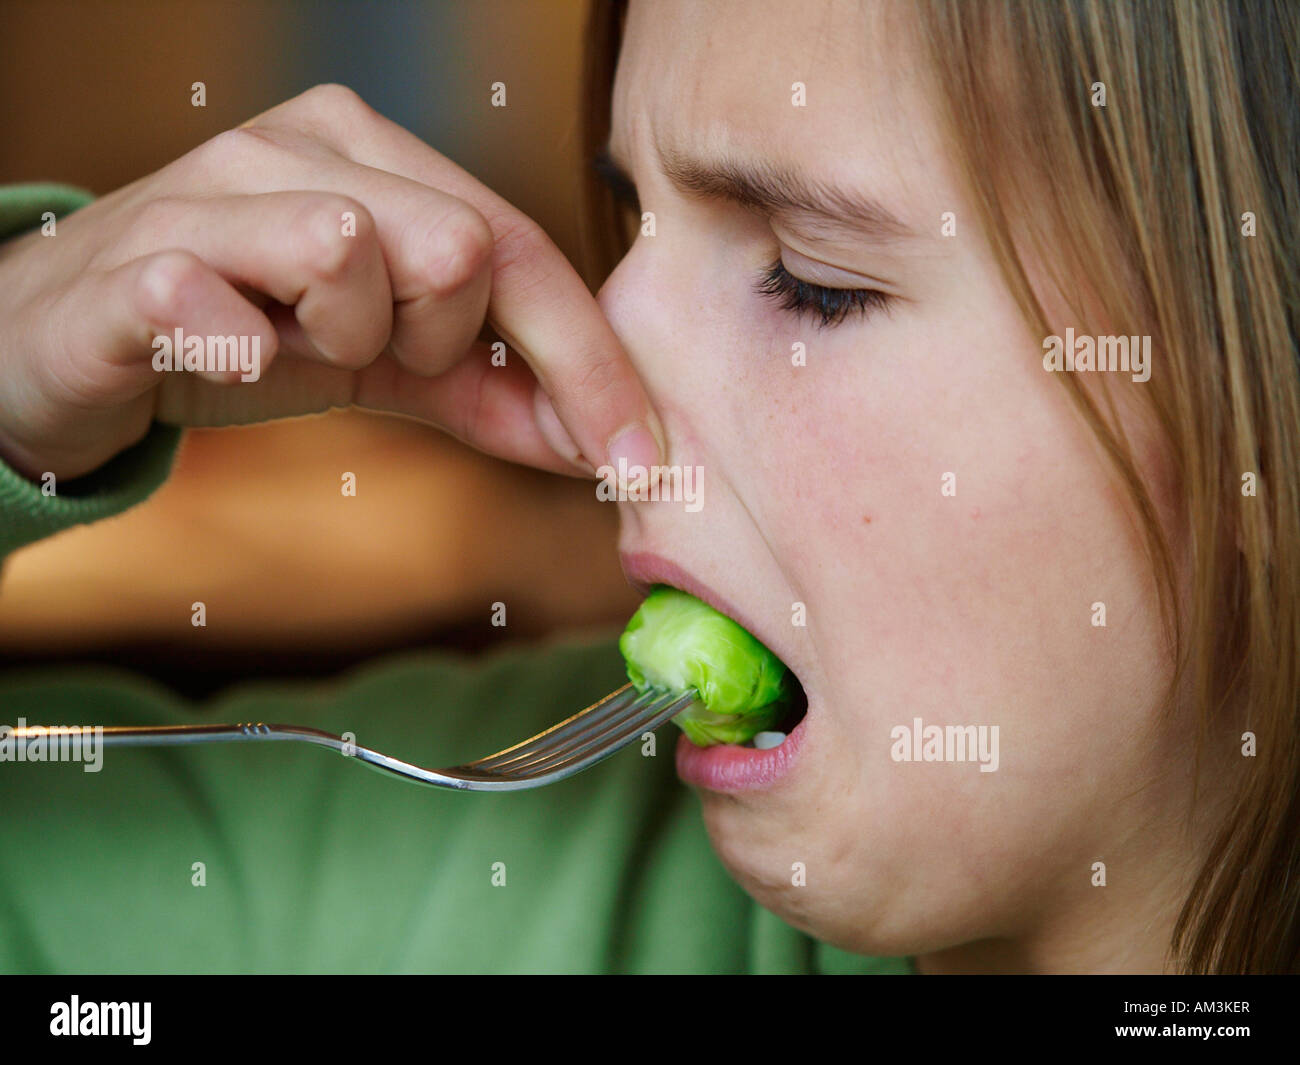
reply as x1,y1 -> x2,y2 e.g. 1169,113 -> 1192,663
752,731 -> 787,750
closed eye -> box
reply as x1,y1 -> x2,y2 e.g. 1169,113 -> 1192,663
755,259 -> 893,329
594,150 -> 641,211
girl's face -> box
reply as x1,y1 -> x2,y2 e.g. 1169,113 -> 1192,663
601,0 -> 1192,970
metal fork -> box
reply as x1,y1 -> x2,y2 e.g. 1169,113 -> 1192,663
6,683 -> 695,791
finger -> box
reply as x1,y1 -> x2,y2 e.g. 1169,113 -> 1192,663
351,342 -> 591,476
57,249 -> 279,406
186,131 -> 496,379
117,192 -> 392,372
251,86 -> 666,481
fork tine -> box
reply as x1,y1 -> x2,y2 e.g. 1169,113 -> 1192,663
496,688 -> 692,777
478,688 -> 663,774
469,686 -> 664,773
504,690 -> 696,781
462,683 -> 640,771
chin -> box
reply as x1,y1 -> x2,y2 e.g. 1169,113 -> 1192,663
694,778 -> 832,933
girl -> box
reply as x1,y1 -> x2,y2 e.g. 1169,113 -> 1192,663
577,0 -> 1299,973
0,0 -> 1294,974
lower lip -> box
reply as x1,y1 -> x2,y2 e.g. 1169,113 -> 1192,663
674,714 -> 808,792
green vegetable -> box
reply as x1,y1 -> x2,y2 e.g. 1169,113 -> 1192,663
618,585 -> 794,746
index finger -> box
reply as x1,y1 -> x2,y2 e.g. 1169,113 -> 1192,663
252,85 -> 666,482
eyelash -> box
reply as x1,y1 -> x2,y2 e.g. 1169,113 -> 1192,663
598,162 -> 890,330
755,259 -> 892,328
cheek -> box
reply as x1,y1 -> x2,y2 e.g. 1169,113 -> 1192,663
705,309 -> 1179,948
754,307 -> 1172,795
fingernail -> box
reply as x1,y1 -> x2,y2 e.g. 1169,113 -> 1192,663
607,419 -> 663,494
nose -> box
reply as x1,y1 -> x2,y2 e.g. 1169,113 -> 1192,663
594,236 -> 727,463
595,250 -> 646,369
595,239 -> 694,407
593,234 -> 724,524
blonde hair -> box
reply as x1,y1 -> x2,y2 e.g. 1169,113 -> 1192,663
580,0 -> 1300,973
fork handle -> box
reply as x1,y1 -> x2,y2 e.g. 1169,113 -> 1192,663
9,722 -> 343,750
4,722 -> 469,788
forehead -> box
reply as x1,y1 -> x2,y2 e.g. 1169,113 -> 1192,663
611,0 -> 945,230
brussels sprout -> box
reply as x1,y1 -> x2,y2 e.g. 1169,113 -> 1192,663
619,585 -> 794,746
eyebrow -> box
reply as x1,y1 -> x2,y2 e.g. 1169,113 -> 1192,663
594,140 -> 915,243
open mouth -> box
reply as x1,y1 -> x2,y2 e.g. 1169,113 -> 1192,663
752,671 -> 808,744
618,551 -> 811,779
672,675 -> 810,793
720,669 -> 808,749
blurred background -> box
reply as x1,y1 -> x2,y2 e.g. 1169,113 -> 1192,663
0,0 -> 638,696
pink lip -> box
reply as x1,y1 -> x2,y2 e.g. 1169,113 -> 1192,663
672,719 -> 807,792
618,550 -> 808,793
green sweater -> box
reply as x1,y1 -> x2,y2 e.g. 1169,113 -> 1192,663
0,183 -> 911,974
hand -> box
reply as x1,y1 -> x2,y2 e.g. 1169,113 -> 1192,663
0,84 -> 663,483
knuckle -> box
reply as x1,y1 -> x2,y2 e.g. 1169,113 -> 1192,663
132,249 -> 208,323
198,125 -> 275,168
568,354 -> 625,407
297,194 -> 372,282
423,206 -> 493,297
490,212 -> 554,287
301,82 -> 374,122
